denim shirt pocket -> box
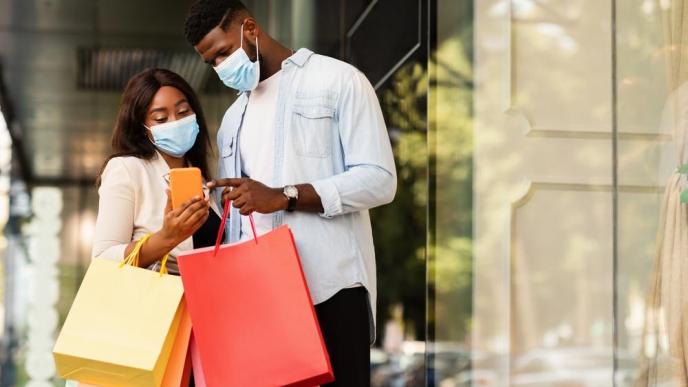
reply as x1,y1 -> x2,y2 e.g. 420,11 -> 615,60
222,136 -> 235,158
292,102 -> 335,158
220,136 -> 235,179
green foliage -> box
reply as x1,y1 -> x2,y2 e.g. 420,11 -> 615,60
371,2 -> 475,344
679,164 -> 688,204
372,62 -> 428,340
428,29 -> 474,342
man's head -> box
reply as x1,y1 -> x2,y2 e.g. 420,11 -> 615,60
184,0 -> 259,67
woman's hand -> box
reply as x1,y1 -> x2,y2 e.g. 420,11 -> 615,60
159,190 -> 210,245
124,192 -> 209,269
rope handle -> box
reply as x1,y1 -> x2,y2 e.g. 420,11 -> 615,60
213,200 -> 258,257
120,233 -> 170,276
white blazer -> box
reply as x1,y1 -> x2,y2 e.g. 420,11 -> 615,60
92,151 -> 220,273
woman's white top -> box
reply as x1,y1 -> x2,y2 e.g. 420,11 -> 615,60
92,151 -> 219,274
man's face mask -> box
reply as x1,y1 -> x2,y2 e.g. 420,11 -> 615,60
213,23 -> 260,92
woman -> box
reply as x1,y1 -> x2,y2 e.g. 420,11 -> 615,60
93,68 -> 221,274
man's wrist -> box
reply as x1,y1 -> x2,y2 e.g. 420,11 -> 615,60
283,185 -> 299,212
274,188 -> 289,211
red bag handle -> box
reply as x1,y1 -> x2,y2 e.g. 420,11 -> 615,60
214,200 -> 258,256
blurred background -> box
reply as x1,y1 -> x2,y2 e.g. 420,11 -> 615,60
1,0 -> 687,386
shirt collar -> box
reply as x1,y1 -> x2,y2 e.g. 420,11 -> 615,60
283,48 -> 314,68
239,48 -> 314,96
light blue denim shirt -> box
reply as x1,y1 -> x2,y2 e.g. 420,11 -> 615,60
216,48 -> 397,339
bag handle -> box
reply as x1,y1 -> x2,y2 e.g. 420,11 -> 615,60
120,233 -> 170,276
214,200 -> 258,257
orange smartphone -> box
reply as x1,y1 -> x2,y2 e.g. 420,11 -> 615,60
169,167 -> 203,209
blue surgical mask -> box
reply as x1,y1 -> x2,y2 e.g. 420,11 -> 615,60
146,114 -> 199,158
214,23 -> 260,92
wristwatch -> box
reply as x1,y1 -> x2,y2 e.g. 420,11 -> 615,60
283,185 -> 299,212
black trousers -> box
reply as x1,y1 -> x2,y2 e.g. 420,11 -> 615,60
315,287 -> 371,387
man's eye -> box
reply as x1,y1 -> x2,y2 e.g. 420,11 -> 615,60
215,52 -> 228,66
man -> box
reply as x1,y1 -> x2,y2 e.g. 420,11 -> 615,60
184,1 -> 396,384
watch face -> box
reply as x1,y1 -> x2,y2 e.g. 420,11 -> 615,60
285,185 -> 298,198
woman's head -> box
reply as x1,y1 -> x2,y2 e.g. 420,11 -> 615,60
98,68 -> 212,183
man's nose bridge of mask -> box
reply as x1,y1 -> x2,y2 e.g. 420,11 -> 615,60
224,23 -> 258,66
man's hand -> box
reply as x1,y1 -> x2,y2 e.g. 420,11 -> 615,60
207,178 -> 288,215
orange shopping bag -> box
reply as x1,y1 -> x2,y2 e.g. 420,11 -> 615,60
160,301 -> 193,387
177,201 -> 333,386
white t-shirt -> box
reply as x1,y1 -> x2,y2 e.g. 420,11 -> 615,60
239,70 -> 281,241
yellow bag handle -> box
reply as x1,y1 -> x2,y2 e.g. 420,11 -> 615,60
120,233 -> 170,276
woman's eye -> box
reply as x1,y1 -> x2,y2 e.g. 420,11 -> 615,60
154,118 -> 167,123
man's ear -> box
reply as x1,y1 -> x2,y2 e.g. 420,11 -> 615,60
241,18 -> 261,60
242,17 -> 260,45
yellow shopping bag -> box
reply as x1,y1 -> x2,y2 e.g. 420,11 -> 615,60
54,235 -> 185,387
68,300 -> 193,387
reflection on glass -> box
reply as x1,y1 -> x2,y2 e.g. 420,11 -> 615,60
370,59 -> 428,387
467,0 -> 628,386
429,1 -> 474,385
0,108 -> 10,381
464,0 -> 688,386
623,1 -> 688,386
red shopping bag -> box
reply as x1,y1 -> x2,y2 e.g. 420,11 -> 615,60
177,202 -> 334,386
189,333 -> 207,387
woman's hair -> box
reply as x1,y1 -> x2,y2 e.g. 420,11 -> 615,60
96,68 -> 212,186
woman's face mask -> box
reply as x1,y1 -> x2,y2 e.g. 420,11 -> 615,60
213,23 -> 260,92
145,114 -> 199,158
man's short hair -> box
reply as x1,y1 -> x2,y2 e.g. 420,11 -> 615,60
184,0 -> 248,46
